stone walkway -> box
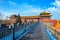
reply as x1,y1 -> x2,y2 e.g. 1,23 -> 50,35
20,23 -> 43,40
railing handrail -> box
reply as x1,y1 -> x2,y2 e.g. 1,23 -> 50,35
44,23 -> 60,33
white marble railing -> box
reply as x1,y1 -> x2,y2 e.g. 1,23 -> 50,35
44,23 -> 60,40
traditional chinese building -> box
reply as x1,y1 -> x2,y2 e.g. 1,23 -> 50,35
10,11 -> 52,24
40,11 -> 52,22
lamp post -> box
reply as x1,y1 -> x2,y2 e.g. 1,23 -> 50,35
11,23 -> 15,40
24,19 -> 27,32
23,21 -> 26,32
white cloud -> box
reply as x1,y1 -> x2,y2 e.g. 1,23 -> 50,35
2,0 -> 60,20
52,0 -> 60,8
20,8 -> 44,16
46,7 -> 60,19
11,3 -> 44,16
7,1 -> 44,16
46,0 -> 60,20
8,1 -> 18,7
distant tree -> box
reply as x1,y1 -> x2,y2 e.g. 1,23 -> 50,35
0,13 -> 2,20
0,13 -> 3,24
17,13 -> 22,24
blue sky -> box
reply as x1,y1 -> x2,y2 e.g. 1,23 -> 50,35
0,0 -> 60,20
